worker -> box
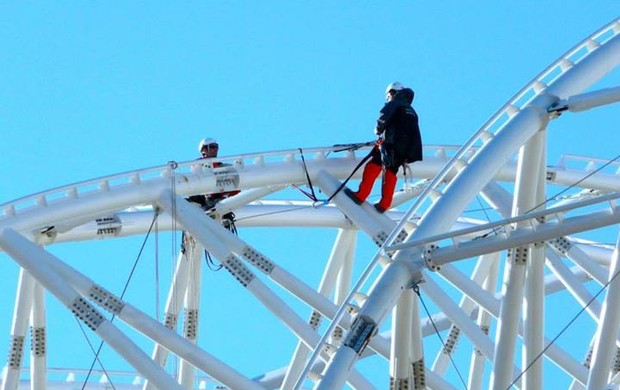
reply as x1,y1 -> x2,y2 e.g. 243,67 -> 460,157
187,138 -> 240,220
345,82 -> 423,213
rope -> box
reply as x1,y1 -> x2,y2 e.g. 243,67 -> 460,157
472,152 -> 620,241
295,143 -> 378,204
527,151 -> 620,214
506,263 -> 620,389
413,284 -> 468,390
325,144 -> 377,203
297,148 -> 320,202
80,211 -> 159,390
75,318 -> 117,390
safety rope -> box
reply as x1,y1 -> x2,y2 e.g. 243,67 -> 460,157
507,264 -> 620,389
75,318 -> 117,390
413,284 -> 468,390
296,142 -> 379,204
80,211 -> 159,390
472,151 -> 620,242
297,148 -> 320,202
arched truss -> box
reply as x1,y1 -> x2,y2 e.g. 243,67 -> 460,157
1,18 -> 620,390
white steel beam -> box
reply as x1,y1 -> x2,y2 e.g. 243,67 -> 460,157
409,295 -> 425,390
157,191 -> 375,390
0,229 -> 185,390
1,269 -> 34,390
178,238 -> 203,389
545,250 -> 601,322
492,125 -> 545,390
281,229 -> 356,389
432,254 -> 496,375
2,230 -> 263,390
142,249 -> 190,390
523,129 -> 547,390
30,281 -> 46,390
551,85 -> 620,113
390,289 -> 413,388
587,232 -> 620,389
468,252 -> 501,390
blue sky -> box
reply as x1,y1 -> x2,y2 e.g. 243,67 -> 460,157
1,3 -> 620,389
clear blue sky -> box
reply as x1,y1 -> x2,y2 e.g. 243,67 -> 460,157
1,3 -> 619,388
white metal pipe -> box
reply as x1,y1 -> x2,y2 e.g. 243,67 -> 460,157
1,269 -> 35,390
587,231 -> 620,390
7,231 -> 263,390
439,260 -> 588,384
281,229 -> 355,390
409,295 -> 425,390
421,277 -> 497,362
544,33 -> 620,100
390,289 -> 413,387
315,260 -> 420,390
523,129 -> 547,390
181,189 -> 394,363
468,252 -> 501,390
492,128 -> 545,390
431,207 -> 620,267
555,85 -> 620,113
158,191 -> 374,390
178,241 -> 203,389
564,244 -> 609,286
0,229 -> 184,390
545,250 -> 601,321
142,249 -> 189,390
316,170 -> 393,245
30,281 -> 46,390
432,254 -> 495,375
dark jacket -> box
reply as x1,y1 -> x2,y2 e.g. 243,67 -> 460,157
375,88 -> 423,165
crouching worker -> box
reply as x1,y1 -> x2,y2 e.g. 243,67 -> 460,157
345,81 -> 423,213
187,137 -> 240,231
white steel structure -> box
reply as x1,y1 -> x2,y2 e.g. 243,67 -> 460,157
1,17 -> 620,390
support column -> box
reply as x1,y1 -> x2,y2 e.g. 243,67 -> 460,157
179,236 -> 203,388
523,129 -> 546,390
1,269 -> 34,390
0,228 -> 185,390
468,252 -> 501,390
158,192 -> 374,390
281,229 -> 356,390
143,249 -> 190,390
30,281 -> 47,390
491,128 -> 545,390
410,295 -> 425,390
390,289 -> 413,389
586,230 -> 620,389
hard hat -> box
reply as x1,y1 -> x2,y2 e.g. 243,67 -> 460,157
385,81 -> 405,94
198,138 -> 218,151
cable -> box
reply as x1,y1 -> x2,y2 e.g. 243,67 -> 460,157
413,284 -> 469,390
298,148 -> 319,202
75,317 -> 117,390
501,154 -> 620,388
528,151 -> 620,214
80,212 -> 159,390
507,263 -> 620,389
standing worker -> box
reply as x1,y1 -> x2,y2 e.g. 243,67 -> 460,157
345,81 -> 423,213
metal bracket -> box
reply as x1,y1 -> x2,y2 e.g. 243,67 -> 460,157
242,246 -> 275,274
423,244 -> 440,271
223,255 -> 255,287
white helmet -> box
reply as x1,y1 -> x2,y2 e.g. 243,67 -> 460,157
385,81 -> 405,94
198,137 -> 218,152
